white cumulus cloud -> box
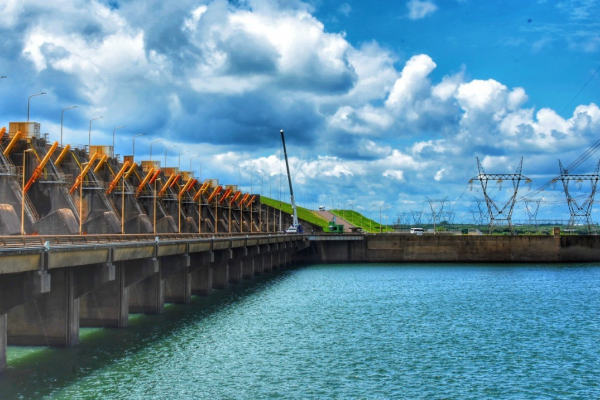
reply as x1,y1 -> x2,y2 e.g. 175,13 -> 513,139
406,0 -> 438,20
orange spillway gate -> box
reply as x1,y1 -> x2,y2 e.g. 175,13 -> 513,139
207,186 -> 222,202
219,188 -> 232,204
178,178 -> 197,198
69,153 -> 100,194
134,167 -> 155,197
23,141 -> 59,193
193,182 -> 210,201
106,161 -> 131,195
158,174 -> 176,197
229,191 -> 241,205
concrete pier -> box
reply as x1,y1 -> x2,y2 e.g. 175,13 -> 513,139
212,250 -> 231,289
190,253 -> 212,296
129,271 -> 164,314
80,264 -> 129,328
7,263 -> 113,347
4,232 -> 600,374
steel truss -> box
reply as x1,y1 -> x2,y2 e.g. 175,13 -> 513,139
470,197 -> 487,225
410,210 -> 423,225
426,197 -> 448,231
555,159 -> 600,234
522,199 -> 542,227
469,157 -> 531,234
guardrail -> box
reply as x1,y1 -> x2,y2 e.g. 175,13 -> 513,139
0,232 -> 314,248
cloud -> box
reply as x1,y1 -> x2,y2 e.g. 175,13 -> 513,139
338,3 -> 352,17
406,0 -> 438,20
2,0 -> 600,221
383,170 -> 405,181
434,168 -> 445,181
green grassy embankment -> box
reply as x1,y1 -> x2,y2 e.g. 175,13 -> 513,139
330,209 -> 393,233
261,197 -> 331,232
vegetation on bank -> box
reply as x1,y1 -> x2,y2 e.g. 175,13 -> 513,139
261,197 -> 331,232
261,198 -> 594,235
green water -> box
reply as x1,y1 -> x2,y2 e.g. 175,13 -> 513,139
1,264 -> 600,399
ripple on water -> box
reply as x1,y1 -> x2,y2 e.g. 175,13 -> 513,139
2,264 -> 600,399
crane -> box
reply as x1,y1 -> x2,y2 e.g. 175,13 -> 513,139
280,129 -> 303,233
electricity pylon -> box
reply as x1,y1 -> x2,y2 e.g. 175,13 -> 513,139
523,199 -> 542,227
555,159 -> 600,234
426,197 -> 448,232
469,157 -> 531,234
471,197 -> 487,225
410,210 -> 423,225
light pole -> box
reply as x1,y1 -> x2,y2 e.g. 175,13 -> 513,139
178,150 -> 189,170
258,170 -> 264,231
61,106 -> 77,147
150,139 -> 163,162
190,155 -> 200,172
112,125 -> 126,152
371,204 -> 376,233
165,145 -> 177,167
153,177 -> 160,234
79,162 -> 89,235
200,159 -> 209,183
27,92 -> 46,122
21,149 -> 34,235
121,167 -> 126,234
132,133 -> 145,162
88,116 -> 103,148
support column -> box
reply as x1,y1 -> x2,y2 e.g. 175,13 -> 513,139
243,246 -> 259,280
7,264 -> 113,347
253,255 -> 264,276
79,264 -> 128,328
229,249 -> 244,284
163,254 -> 192,304
129,270 -> 163,314
255,245 -> 270,276
212,250 -> 231,289
263,254 -> 273,273
0,271 -> 51,316
190,252 -> 212,296
8,268 -> 79,347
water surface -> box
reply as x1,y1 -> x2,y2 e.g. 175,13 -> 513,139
1,264 -> 599,399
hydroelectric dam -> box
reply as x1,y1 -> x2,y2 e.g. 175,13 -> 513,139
2,121 -> 600,374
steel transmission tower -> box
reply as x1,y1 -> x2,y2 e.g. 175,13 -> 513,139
426,197 -> 448,231
469,157 -> 531,234
555,159 -> 600,233
471,197 -> 487,225
442,210 -> 455,224
410,210 -> 423,225
468,208 -> 480,225
522,199 -> 542,227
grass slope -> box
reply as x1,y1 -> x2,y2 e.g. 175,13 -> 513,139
261,197 -> 331,231
330,209 -> 393,233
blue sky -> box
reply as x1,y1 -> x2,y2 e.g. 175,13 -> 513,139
1,0 -> 599,224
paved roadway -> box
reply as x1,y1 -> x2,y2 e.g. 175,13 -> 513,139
314,210 -> 356,230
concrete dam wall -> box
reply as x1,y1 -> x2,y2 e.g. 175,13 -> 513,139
301,234 -> 600,263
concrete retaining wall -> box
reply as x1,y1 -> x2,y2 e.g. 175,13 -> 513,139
300,234 -> 600,263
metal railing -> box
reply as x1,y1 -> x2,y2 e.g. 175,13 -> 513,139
0,232 -> 299,248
